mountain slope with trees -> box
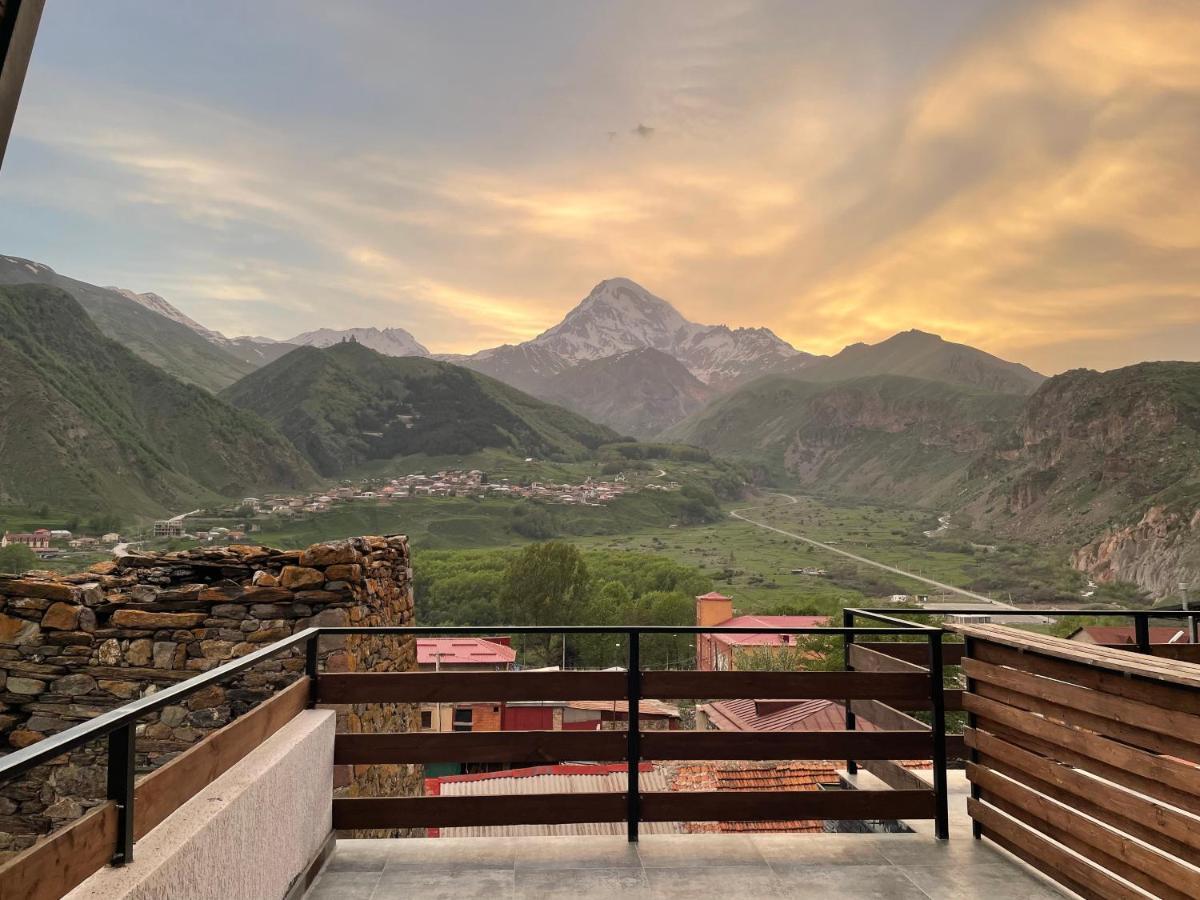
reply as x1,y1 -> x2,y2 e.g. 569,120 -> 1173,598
221,341 -> 621,476
0,284 -> 317,517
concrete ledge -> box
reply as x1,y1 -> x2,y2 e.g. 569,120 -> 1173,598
67,709 -> 334,900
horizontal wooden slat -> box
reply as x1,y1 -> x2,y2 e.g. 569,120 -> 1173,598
0,803 -> 117,900
135,676 -> 310,837
333,793 -> 626,829
850,699 -> 927,731
856,642 -> 964,666
641,729 -> 933,761
336,730 -> 627,764
952,623 -> 1200,689
967,662 -> 1200,763
966,727 -> 1200,859
641,789 -> 935,822
970,799 -> 1140,900
964,657 -> 1200,748
1093,643 -> 1200,663
318,671 -> 627,703
859,759 -> 932,791
973,639 -> 1200,717
964,692 -> 1200,811
850,644 -> 927,673
969,763 -> 1200,900
642,671 -> 929,702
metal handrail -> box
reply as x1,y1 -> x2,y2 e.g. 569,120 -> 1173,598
0,619 -> 946,861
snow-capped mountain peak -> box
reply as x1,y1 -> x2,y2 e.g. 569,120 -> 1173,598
286,326 -> 430,358
107,287 -> 229,344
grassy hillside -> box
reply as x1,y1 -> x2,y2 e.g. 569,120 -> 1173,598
222,342 -> 621,476
0,284 -> 316,517
0,256 -> 254,392
667,374 -> 1023,505
782,329 -> 1044,395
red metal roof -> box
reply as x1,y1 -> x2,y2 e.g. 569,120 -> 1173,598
708,615 -> 831,647
699,698 -> 880,733
669,761 -> 836,833
696,591 -> 733,600
416,637 -> 516,666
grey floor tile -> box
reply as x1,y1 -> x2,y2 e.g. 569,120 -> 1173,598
875,835 -> 1004,867
645,865 -> 788,898
384,835 -> 519,870
323,839 -> 393,872
899,863 -> 1067,899
305,870 -> 381,900
769,864 -> 930,899
516,835 -> 641,870
752,834 -> 891,866
637,833 -> 766,868
373,867 -> 516,900
516,867 -> 652,899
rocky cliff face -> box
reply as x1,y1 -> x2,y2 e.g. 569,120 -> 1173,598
1072,505 -> 1200,598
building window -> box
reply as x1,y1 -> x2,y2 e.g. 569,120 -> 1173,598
453,707 -> 473,732
420,710 -> 432,730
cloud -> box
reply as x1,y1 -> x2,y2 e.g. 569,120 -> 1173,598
1,0 -> 1197,371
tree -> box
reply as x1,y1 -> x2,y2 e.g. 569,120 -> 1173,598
0,543 -> 38,574
500,542 -> 592,667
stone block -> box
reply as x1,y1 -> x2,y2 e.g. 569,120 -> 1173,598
299,541 -> 360,567
6,676 -> 46,694
0,580 -> 78,603
279,566 -> 324,590
111,610 -> 206,629
323,564 -> 363,583
126,638 -> 153,666
50,673 -> 97,695
153,641 -> 179,669
41,602 -> 81,631
96,638 -> 122,665
0,613 -> 40,645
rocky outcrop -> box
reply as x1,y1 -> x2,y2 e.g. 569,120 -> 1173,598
1072,506 -> 1200,599
0,535 -> 418,858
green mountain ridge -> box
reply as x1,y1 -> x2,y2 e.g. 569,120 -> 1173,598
0,255 -> 254,392
221,341 -> 622,476
0,284 -> 318,517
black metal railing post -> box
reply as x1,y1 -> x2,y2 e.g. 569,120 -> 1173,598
842,608 -> 857,775
107,722 -> 136,865
626,629 -> 640,843
305,632 -> 320,706
1135,614 -> 1151,654
928,630 -> 949,841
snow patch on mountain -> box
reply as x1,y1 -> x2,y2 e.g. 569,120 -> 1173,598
287,326 -> 430,358
107,287 -> 229,344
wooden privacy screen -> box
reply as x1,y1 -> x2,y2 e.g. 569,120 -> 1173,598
0,677 -> 311,900
323,667 -> 945,832
955,624 -> 1200,900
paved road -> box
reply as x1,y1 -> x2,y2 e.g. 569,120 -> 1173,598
729,492 -> 1000,605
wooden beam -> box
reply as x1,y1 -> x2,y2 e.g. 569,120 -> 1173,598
967,663 -> 1200,763
0,803 -> 117,900
333,793 -> 626,830
971,799 -> 1140,900
967,727 -> 1200,860
642,671 -> 930,702
858,760 -> 932,792
335,730 -> 626,764
964,693 -> 1200,808
134,676 -> 310,837
641,729 -> 933,761
849,644 -> 927,674
856,642 -> 964,666
969,763 -> 1200,900
849,699 -> 927,732
641,789 -> 935,823
973,639 -> 1200,716
318,670 -> 627,703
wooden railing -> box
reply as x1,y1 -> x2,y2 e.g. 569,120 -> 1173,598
955,624 -> 1200,900
321,623 -> 952,839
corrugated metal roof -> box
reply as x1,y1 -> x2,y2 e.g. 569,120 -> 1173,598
429,764 -> 681,837
700,698 -> 879,733
417,638 -> 516,665
709,615 -> 831,647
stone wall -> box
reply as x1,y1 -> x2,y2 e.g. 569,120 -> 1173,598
0,535 -> 419,859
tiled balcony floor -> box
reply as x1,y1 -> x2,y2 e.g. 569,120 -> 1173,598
305,830 -> 1069,900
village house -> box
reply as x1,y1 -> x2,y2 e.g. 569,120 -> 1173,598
694,591 -> 829,671
1,529 -> 52,553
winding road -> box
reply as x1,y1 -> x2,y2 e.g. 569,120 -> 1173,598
729,492 -> 1001,605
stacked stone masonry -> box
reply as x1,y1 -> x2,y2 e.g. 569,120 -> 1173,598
0,535 -> 419,858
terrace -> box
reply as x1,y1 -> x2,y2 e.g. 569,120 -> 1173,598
2,610 -> 1199,899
